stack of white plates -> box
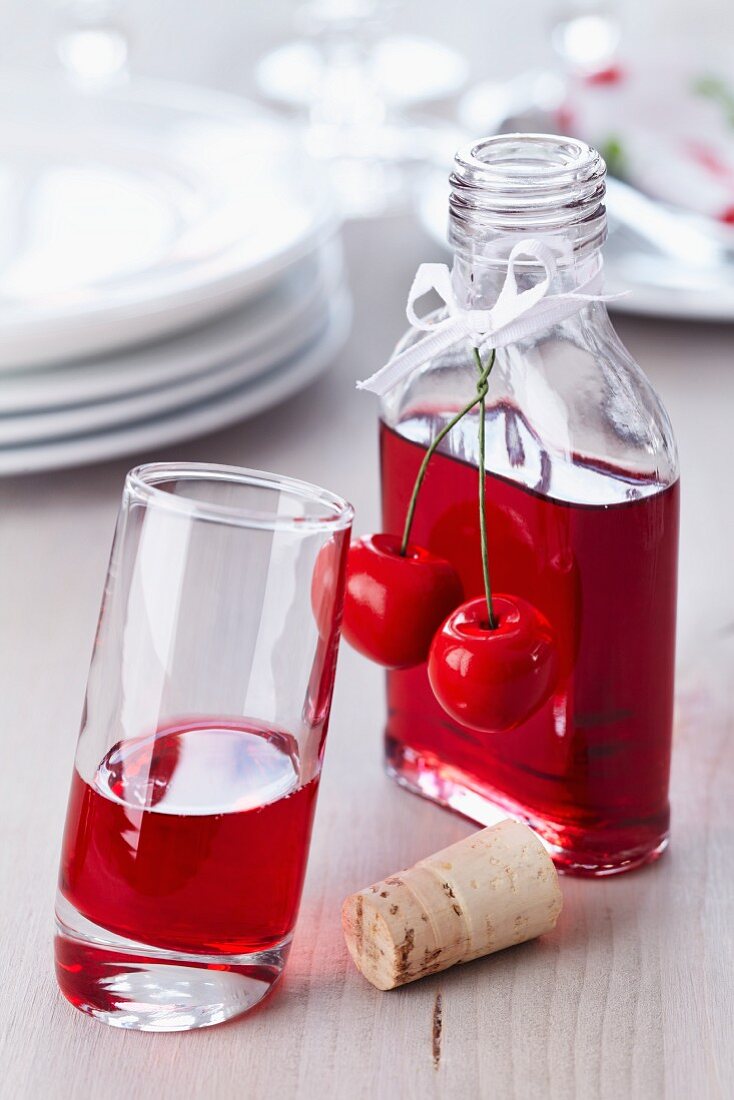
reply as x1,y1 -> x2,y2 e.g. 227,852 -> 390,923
0,74 -> 351,475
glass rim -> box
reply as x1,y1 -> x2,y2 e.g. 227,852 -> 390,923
125,462 -> 354,532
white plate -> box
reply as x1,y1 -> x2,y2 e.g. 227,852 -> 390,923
0,290 -> 344,446
0,73 -> 336,369
0,296 -> 351,476
600,227 -> 734,321
0,238 -> 344,411
417,171 -> 734,322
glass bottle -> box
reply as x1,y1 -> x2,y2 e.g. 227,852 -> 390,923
380,134 -> 679,876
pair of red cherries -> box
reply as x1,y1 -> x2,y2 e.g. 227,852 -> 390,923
331,532 -> 557,734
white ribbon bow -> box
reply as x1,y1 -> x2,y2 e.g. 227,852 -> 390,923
357,237 -> 624,397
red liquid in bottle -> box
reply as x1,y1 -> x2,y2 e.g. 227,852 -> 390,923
381,420 -> 679,874
57,718 -> 319,957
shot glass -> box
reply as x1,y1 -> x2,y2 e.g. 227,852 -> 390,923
55,463 -> 353,1031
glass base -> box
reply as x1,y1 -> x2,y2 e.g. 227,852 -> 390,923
54,894 -> 288,1031
386,738 -> 669,878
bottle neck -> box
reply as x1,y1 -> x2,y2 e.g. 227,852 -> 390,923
448,133 -> 607,311
450,243 -> 604,310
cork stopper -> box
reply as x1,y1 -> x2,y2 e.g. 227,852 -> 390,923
342,819 -> 562,990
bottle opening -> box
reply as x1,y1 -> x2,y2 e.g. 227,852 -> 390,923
449,132 -> 606,256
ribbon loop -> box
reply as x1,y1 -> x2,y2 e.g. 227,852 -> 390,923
357,235 -> 626,398
405,263 -> 458,330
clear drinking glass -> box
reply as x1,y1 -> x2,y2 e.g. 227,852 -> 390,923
54,463 -> 353,1031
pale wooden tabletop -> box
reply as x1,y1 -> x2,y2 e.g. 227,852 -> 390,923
1,218 -> 733,1100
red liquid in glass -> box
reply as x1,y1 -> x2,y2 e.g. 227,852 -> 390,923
381,420 -> 679,873
58,719 -> 319,955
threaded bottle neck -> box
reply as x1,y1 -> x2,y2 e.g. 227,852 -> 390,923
449,132 -> 606,261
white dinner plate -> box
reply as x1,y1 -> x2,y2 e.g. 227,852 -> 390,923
0,238 -> 344,411
0,291 -> 343,446
599,228 -> 734,321
0,73 -> 336,369
0,295 -> 351,476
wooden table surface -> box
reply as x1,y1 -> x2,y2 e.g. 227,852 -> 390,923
1,219 -> 733,1099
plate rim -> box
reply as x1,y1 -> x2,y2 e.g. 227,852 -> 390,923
0,240 -> 344,408
0,290 -> 345,445
0,295 -> 352,476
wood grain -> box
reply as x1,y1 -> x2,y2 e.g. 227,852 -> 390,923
1,219 -> 733,1100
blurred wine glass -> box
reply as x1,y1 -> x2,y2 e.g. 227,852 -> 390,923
256,0 -> 466,218
53,0 -> 129,85
257,1 -> 467,110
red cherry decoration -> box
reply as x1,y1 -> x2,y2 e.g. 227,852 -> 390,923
342,533 -> 463,669
428,594 -> 557,733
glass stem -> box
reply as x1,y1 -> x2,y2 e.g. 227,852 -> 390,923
473,347 -> 497,629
